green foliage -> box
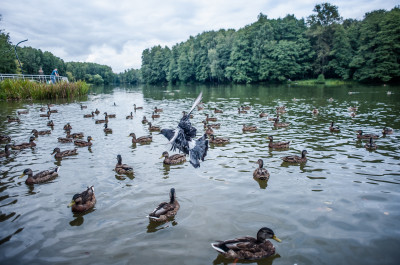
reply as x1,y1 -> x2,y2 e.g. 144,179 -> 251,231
316,73 -> 326,83
0,15 -> 17,74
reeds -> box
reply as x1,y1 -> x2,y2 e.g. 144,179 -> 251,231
0,79 -> 90,100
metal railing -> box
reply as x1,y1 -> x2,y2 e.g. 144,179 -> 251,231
0,73 -> 69,83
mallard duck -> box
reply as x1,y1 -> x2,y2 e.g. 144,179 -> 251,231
0,144 -> 11,157
238,108 -> 247,114
259,112 -> 268,118
83,111 -> 94,118
382,127 -> 393,135
52,147 -> 78,158
115,154 -> 133,174
273,119 -> 290,128
74,136 -> 93,147
268,114 -> 279,121
104,112 -> 116,118
241,105 -> 251,110
95,114 -> 108,124
253,159 -> 270,180
80,104 -> 87,109
129,133 -> 152,144
31,129 -> 51,137
148,122 -> 161,132
281,150 -> 308,163
329,122 -> 340,132
142,116 -> 148,124
17,110 -> 29,115
40,107 -> 47,112
0,135 -> 11,142
205,114 -> 217,122
276,106 -> 286,110
103,123 -> 112,133
365,137 -> 377,150
68,186 -> 96,213
197,104 -> 204,111
19,167 -> 59,185
211,227 -> 281,260
312,108 -> 319,115
242,124 -> 257,132
154,106 -> 163,113
94,108 -> 100,115
57,136 -> 73,143
348,106 -> 358,111
126,112 -> 133,119
7,115 -> 20,123
268,136 -> 290,149
206,125 -> 214,135
48,106 -> 58,113
209,134 -> 230,144
202,121 -> 220,129
214,108 -> 223,113
160,151 -> 186,165
47,120 -> 54,127
148,188 -> 180,222
356,130 -> 379,139
66,130 -> 84,139
152,112 -> 160,119
63,123 -> 72,130
11,136 -> 36,150
350,112 -> 356,117
134,104 -> 143,111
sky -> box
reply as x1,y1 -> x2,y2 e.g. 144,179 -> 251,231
1,0 -> 397,73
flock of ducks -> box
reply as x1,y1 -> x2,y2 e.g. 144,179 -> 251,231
0,96 -> 395,261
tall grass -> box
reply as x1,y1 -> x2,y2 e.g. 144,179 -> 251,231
290,79 -> 356,86
0,79 -> 90,100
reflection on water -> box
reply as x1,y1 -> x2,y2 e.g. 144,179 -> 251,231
1,83 -> 400,264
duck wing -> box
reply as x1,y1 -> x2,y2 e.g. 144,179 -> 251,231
189,134 -> 209,168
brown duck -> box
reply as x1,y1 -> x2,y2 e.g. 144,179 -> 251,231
68,186 -> 96,213
74,136 -> 93,147
242,124 -> 257,132
209,134 -> 230,144
281,150 -> 308,163
160,151 -> 186,165
11,136 -> 36,150
19,167 -> 59,185
0,144 -> 11,157
148,122 -> 161,132
115,154 -> 133,174
31,129 -> 51,137
148,188 -> 180,222
356,130 -> 379,139
129,133 -> 152,144
52,147 -> 78,159
268,136 -> 290,149
253,159 -> 270,180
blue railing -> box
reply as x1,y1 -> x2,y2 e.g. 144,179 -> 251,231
0,74 -> 69,83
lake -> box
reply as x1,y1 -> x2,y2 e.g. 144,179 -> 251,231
1,83 -> 399,265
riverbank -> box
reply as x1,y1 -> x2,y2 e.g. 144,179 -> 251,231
0,79 -> 90,100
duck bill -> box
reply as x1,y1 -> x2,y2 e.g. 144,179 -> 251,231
159,155 -> 164,159
67,201 -> 75,208
19,173 -> 25,178
272,235 -> 282,242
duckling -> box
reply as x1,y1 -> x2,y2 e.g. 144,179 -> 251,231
142,116 -> 148,124
205,125 -> 214,135
17,110 -> 29,115
281,150 -> 308,163
104,112 -> 116,118
259,112 -> 268,118
83,111 -> 94,118
152,112 -> 160,119
148,122 -> 161,132
273,119 -> 290,128
148,188 -> 180,222
382,127 -> 393,135
63,123 -> 72,130
241,105 -> 251,110
329,122 -> 340,132
0,144 -> 11,157
80,104 -> 87,109
115,154 -> 133,174
205,114 -> 217,122
47,120 -> 54,127
356,130 -> 379,139
126,112 -> 133,119
19,167 -> 59,185
211,227 -> 281,260
68,186 -> 96,213
214,108 -> 223,113
94,108 -> 100,115
238,108 -> 247,114
253,159 -> 270,180
0,135 -> 11,142
74,136 -> 93,147
365,137 -> 377,150
103,123 -> 112,133
11,136 -> 36,150
31,129 -> 51,137
134,104 -> 143,111
268,136 -> 290,149
209,134 -> 230,144
129,133 -> 152,144
52,147 -> 78,159
242,124 -> 257,132
312,108 -> 319,115
7,115 -> 20,123
160,151 -> 186,165
154,106 -> 163,113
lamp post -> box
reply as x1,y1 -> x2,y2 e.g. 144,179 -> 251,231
14,39 -> 28,74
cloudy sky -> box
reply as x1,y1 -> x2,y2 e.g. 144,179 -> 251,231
1,0 -> 397,73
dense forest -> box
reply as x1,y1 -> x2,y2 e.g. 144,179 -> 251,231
1,3 -> 400,85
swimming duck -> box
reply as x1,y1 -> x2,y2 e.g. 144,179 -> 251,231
348,106 -> 358,111
268,136 -> 290,149
103,123 -> 112,133
11,136 -> 36,150
129,133 -> 152,144
214,108 -> 223,113
80,104 -> 87,109
152,112 -> 160,119
142,116 -> 148,124
17,110 -> 29,115
126,112 -> 133,119
356,130 -> 379,139
238,108 -> 247,114
83,111 -> 94,118
31,129 -> 51,137
57,136 -> 73,143
52,147 -> 78,159
134,104 -> 143,111
40,107 -> 47,112
202,120 -> 220,129
242,124 -> 257,132
241,105 -> 251,110
350,112 -> 356,117
160,151 -> 186,165
329,122 -> 340,132
148,188 -> 180,222
382,127 -> 393,135
268,114 -> 279,121
94,108 -> 100,115
312,108 -> 319,115
68,186 -> 96,213
259,112 -> 268,118
148,122 -> 161,132
273,119 -> 290,128
19,167 -> 59,185
205,114 -> 217,122
209,134 -> 230,144
276,106 -> 286,114
205,125 -> 214,135
364,137 -> 377,150
253,159 -> 270,180
95,114 -> 108,124
48,106 -> 58,113
154,107 -> 163,113
115,154 -> 133,174
74,136 -> 93,147
211,227 -> 281,260
281,150 -> 308,163
66,130 -> 84,139
47,120 -> 54,127
0,144 -> 11,157
63,123 -> 72,130
197,104 -> 204,111
7,115 -> 20,123
0,135 -> 11,142
104,112 -> 116,118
